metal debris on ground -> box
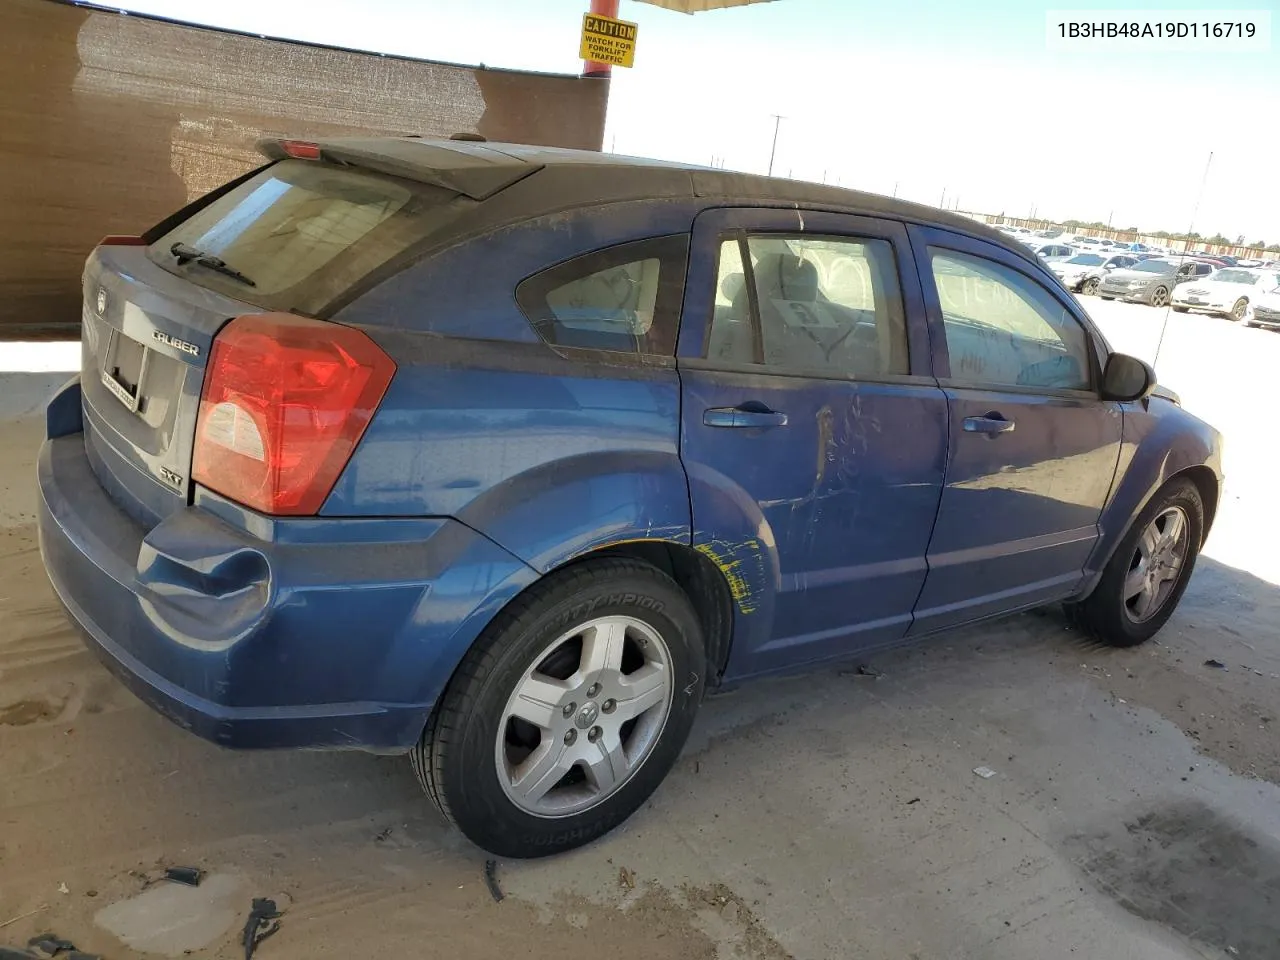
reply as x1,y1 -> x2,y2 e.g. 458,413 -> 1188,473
906,797 -> 921,805
28,934 -> 75,956
0,932 -> 102,959
1204,659 -> 1227,669
973,766 -> 998,779
618,866 -> 636,891
374,827 -> 392,843
840,664 -> 882,679
0,908 -> 45,931
240,898 -> 281,960
162,867 -> 203,887
483,860 -> 503,903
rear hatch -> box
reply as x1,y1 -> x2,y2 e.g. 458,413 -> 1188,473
81,142 -> 526,526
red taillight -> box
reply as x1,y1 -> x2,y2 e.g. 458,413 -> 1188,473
193,314 -> 396,516
99,235 -> 147,246
279,140 -> 322,160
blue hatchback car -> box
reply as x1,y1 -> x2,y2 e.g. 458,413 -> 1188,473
39,137 -> 1222,857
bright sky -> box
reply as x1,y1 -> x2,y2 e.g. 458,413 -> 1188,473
111,0 -> 1279,241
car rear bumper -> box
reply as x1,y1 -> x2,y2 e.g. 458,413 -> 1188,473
38,388 -> 535,752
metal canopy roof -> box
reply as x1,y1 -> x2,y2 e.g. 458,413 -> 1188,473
632,0 -> 776,12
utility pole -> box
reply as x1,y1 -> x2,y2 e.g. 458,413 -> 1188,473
767,114 -> 784,176
940,186 -> 947,208
892,181 -> 898,197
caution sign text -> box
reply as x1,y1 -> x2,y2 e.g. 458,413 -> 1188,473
580,13 -> 638,68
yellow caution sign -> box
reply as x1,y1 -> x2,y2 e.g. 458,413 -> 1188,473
580,12 -> 638,68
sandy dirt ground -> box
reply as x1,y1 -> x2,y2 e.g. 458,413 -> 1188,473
1,299 -> 1278,959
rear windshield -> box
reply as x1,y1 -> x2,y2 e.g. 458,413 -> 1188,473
147,160 -> 464,314
1213,269 -> 1259,284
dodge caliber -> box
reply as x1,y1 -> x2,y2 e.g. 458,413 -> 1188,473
39,137 -> 1223,857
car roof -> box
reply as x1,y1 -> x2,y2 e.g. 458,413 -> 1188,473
259,136 -> 1041,268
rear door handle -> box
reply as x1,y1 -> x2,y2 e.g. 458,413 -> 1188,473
963,413 -> 1015,435
703,406 -> 789,429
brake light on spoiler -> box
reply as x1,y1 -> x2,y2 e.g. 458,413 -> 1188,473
192,314 -> 396,515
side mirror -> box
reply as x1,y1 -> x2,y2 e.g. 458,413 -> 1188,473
1102,353 -> 1156,402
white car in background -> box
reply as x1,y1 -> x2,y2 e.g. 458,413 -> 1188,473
1030,242 -> 1077,262
1246,282 -> 1280,330
1171,267 -> 1280,321
1050,252 -> 1137,295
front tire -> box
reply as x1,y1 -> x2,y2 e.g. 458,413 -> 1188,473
413,558 -> 705,858
1149,285 -> 1170,308
1173,305 -> 1189,313
1072,478 -> 1203,647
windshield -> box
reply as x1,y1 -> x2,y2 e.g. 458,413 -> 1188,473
1212,269 -> 1258,284
1066,254 -> 1104,265
147,159 -> 466,315
1133,259 -> 1175,273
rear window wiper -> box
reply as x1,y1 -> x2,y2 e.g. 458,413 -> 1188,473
170,242 -> 257,287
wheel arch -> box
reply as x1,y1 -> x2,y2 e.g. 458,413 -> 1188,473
1174,464 -> 1219,545
558,540 -> 736,689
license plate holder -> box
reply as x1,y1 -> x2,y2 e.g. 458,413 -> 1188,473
99,327 -> 150,414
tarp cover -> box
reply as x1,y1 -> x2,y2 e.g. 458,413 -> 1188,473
0,0 -> 608,338
634,0 -> 777,12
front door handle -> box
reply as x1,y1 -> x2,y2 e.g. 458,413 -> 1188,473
704,406 -> 789,429
963,413 -> 1015,435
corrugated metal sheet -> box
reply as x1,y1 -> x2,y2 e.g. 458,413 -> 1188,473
0,0 -> 607,338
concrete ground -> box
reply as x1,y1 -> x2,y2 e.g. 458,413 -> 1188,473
1,299 -> 1278,959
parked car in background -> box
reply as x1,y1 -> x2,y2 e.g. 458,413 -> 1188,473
36,137 -> 1224,858
1100,258 -> 1213,306
1173,268 -> 1280,321
1051,252 -> 1137,294
1071,235 -> 1102,248
1032,242 -> 1077,261
1245,281 -> 1280,330
1125,242 -> 1155,253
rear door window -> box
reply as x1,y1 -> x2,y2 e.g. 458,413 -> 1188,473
706,234 -> 909,378
515,235 -> 689,355
147,159 -> 466,315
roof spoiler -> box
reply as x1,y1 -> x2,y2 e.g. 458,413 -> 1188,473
256,137 -> 542,200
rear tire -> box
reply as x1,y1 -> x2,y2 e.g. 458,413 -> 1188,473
412,558 -> 705,858
1082,277 -> 1100,296
1071,478 -> 1203,647
1100,296 -> 1116,301
1173,305 -> 1189,313
1229,298 -> 1248,321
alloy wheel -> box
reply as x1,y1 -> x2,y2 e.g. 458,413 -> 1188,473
1231,298 -> 1248,321
495,615 -> 672,818
1123,506 -> 1190,623
1151,286 -> 1169,308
